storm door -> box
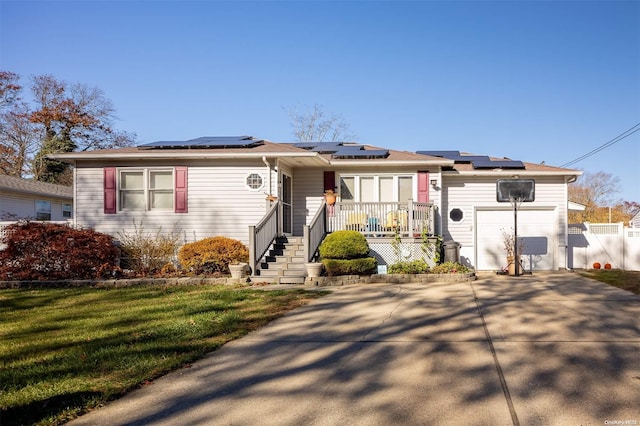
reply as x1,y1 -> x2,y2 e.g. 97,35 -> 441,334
281,173 -> 292,235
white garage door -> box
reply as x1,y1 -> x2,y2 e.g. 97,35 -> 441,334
476,208 -> 557,271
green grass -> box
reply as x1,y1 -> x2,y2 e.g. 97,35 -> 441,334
0,285 -> 326,425
579,269 -> 640,295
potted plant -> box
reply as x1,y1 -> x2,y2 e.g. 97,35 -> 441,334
324,189 -> 337,206
305,262 -> 323,278
501,228 -> 523,275
229,261 -> 248,279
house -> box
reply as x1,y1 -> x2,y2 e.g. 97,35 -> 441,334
50,136 -> 581,279
0,175 -> 73,221
631,211 -> 640,228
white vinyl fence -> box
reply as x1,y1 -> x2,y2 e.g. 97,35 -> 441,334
568,222 -> 640,271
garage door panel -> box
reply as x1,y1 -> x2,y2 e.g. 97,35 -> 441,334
476,209 -> 556,271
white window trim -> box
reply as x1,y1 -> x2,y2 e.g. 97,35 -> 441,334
118,168 -> 175,212
245,172 -> 265,191
338,173 -> 415,202
35,200 -> 52,220
62,203 -> 72,218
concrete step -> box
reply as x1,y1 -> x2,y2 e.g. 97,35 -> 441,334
278,276 -> 306,284
257,269 -> 282,278
284,265 -> 306,272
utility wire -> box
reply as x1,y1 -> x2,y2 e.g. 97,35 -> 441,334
560,121 -> 640,168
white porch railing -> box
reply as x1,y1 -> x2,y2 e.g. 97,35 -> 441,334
326,201 -> 436,237
248,201 -> 279,276
303,199 -> 327,262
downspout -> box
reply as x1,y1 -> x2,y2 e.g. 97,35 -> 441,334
262,156 -> 272,197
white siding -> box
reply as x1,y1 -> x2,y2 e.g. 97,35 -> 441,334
0,193 -> 71,221
442,175 -> 569,270
74,161 -> 276,246
292,168 -> 324,235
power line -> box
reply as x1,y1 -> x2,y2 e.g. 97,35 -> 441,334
560,122 -> 640,168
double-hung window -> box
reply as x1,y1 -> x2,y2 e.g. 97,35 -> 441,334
35,200 -> 52,220
119,169 -> 174,211
339,174 -> 414,202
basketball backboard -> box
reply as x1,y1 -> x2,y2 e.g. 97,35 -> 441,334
496,179 -> 535,203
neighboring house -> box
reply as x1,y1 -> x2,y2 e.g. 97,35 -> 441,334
50,136 -> 581,276
0,175 -> 73,221
631,211 -> 640,228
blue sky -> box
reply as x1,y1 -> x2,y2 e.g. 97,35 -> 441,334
1,0 -> 639,202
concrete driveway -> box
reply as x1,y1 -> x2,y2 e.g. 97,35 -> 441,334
71,272 -> 639,425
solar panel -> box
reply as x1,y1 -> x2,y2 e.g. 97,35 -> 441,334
138,136 -> 264,149
417,150 -> 461,158
417,151 -> 491,163
138,140 -> 197,149
333,148 -> 389,159
473,159 -> 525,169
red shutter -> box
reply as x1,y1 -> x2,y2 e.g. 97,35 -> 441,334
104,167 -> 117,214
417,171 -> 430,203
175,166 -> 188,213
323,171 -> 335,192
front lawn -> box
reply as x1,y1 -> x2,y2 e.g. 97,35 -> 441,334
578,269 -> 640,295
0,284 -> 326,425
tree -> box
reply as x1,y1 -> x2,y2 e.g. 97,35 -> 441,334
0,72 -> 40,177
286,103 -> 356,142
0,71 -> 136,183
568,171 -> 635,223
0,103 -> 41,177
0,71 -> 21,108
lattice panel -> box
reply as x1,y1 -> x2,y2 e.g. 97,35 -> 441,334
369,241 -> 438,267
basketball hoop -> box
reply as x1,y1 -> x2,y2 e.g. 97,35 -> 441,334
497,179 -> 535,276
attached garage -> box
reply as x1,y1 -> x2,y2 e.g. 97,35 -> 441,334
475,207 -> 558,271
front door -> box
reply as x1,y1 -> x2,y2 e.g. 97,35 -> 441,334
282,173 -> 292,235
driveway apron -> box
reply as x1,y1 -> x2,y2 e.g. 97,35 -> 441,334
71,273 -> 639,426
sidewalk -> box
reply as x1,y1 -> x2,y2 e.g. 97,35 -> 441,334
70,272 -> 640,425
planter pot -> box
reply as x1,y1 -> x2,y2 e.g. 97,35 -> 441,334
507,255 -> 520,276
229,263 -> 248,279
305,262 -> 323,278
324,194 -> 337,206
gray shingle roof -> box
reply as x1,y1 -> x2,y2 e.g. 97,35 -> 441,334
0,175 -> 73,199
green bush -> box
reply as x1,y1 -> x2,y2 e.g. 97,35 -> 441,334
388,260 -> 430,274
319,230 -> 370,260
322,258 -> 378,276
0,221 -> 120,280
430,262 -> 471,274
178,236 -> 249,274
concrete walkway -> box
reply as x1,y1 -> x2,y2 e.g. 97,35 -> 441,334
71,272 -> 639,425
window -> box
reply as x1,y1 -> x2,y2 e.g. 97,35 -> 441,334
338,175 -> 414,202
36,200 -> 51,220
119,169 -> 174,211
246,173 -> 263,190
62,203 -> 72,218
450,208 -> 464,222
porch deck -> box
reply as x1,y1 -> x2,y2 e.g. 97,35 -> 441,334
326,201 -> 436,238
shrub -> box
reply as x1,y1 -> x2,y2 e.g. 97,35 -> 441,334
322,258 -> 378,276
0,221 -> 120,280
117,221 -> 183,275
388,260 -> 430,274
319,230 -> 370,260
430,261 -> 471,274
178,236 -> 249,274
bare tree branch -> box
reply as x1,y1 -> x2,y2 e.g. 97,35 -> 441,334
286,103 -> 356,142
